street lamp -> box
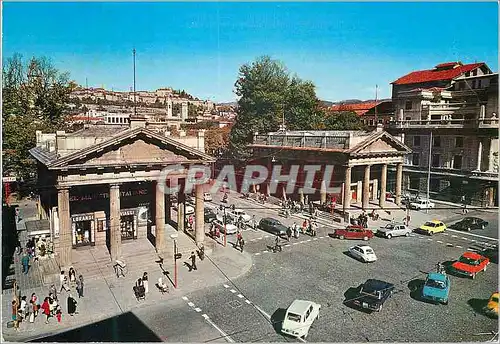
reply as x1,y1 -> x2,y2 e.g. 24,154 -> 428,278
170,233 -> 180,289
223,207 -> 227,247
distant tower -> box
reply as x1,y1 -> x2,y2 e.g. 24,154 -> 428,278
181,101 -> 188,120
167,97 -> 173,118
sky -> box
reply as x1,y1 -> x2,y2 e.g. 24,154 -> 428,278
3,1 -> 498,103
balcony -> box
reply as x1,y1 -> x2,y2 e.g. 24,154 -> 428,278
253,134 -> 350,150
402,164 -> 498,181
389,117 -> 499,129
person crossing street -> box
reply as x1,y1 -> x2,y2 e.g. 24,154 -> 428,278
236,230 -> 245,252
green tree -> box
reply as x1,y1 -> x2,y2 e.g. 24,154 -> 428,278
229,56 -> 322,158
320,110 -> 366,130
2,54 -> 75,179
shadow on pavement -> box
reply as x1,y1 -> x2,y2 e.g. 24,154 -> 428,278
342,286 -> 371,314
30,311 -> 162,342
407,279 -> 439,304
467,298 -> 489,317
270,308 -> 286,333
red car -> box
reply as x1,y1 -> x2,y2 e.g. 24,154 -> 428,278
451,251 -> 490,279
333,225 -> 374,241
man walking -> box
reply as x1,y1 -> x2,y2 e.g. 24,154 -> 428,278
21,251 -> 30,274
190,251 -> 197,271
76,275 -> 84,298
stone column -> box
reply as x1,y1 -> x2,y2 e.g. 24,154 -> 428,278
57,187 -> 71,268
155,181 -> 166,254
195,184 -> 205,245
356,181 -> 362,203
362,165 -> 371,210
343,167 -> 351,220
320,180 -> 327,204
165,179 -> 172,223
371,179 -> 378,201
177,192 -> 185,232
395,163 -> 403,206
379,164 -> 388,208
109,184 -> 122,262
477,139 -> 483,171
282,186 -> 287,202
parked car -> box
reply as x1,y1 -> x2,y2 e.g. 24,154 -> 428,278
377,223 -> 411,239
333,225 -> 374,241
385,192 -> 396,203
350,279 -> 395,312
401,193 -> 419,205
451,251 -> 490,279
258,217 -> 288,236
228,208 -> 252,222
450,217 -> 489,231
173,203 -> 195,215
203,193 -> 213,202
484,292 -> 499,318
418,220 -> 446,235
212,219 -> 238,235
348,245 -> 377,263
422,272 -> 450,305
410,199 -> 435,210
281,300 -> 321,339
204,208 -> 217,223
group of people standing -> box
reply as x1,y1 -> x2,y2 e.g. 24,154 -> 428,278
10,268 -> 84,331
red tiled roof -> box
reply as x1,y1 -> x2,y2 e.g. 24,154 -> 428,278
392,62 -> 485,85
329,101 -> 381,116
435,62 -> 461,69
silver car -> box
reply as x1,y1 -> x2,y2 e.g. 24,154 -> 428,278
377,223 -> 411,239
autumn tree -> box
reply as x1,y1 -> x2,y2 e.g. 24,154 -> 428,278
204,127 -> 231,156
2,54 -> 76,179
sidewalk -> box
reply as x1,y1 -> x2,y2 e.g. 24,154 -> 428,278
2,229 -> 253,342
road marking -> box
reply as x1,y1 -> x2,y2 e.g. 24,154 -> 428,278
293,242 -> 298,245
188,302 -> 195,307
418,236 -> 424,239
443,233 -> 449,236
471,239 -> 476,242
263,250 -> 269,253
264,235 -> 269,238
461,237 -> 468,240
452,235 -> 458,238
446,243 -> 453,246
319,236 -> 325,239
182,296 -> 189,301
230,289 -> 237,293
307,239 -> 312,242
245,299 -> 252,304
195,307 -> 202,312
437,240 -> 443,243
254,304 -> 271,320
427,239 -> 433,241
285,244 -> 291,247
255,253 -> 261,256
250,239 -> 256,242
447,228 -> 499,241
223,284 -> 230,288
313,238 -> 318,241
456,245 -> 463,248
257,237 -> 263,240
202,314 -> 235,343
237,294 -> 244,298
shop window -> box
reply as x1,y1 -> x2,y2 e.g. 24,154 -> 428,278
455,137 -> 464,148
412,153 -> 420,166
413,136 -> 421,146
453,155 -> 462,169
405,101 -> 412,110
433,136 -> 441,147
71,214 -> 95,247
432,154 -> 441,168
120,209 -> 137,240
97,218 -> 106,232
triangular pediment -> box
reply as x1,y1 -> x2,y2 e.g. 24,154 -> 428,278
349,131 -> 412,156
49,128 -> 214,168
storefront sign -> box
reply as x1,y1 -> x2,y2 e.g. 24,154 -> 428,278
69,189 -> 148,202
120,209 -> 136,216
72,214 -> 95,222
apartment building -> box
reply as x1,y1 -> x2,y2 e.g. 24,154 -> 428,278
388,61 -> 498,206
329,100 -> 394,129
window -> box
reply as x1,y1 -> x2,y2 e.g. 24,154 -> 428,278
413,136 -> 421,146
305,307 -> 312,320
471,80 -> 476,89
432,154 -> 441,167
459,81 -> 465,91
433,136 -> 441,147
477,80 -> 482,88
455,137 -> 464,148
412,154 -> 420,166
472,69 -> 477,76
453,155 -> 462,169
405,101 -> 412,110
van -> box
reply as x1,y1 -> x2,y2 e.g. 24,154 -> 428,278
281,300 -> 321,339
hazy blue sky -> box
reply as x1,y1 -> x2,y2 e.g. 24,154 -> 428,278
3,2 -> 498,102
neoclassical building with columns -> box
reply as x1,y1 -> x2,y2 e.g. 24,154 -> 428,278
30,118 -> 214,267
249,127 -> 412,219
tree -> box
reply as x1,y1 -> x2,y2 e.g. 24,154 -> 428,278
2,54 -> 75,179
229,56 -> 322,158
205,127 -> 231,156
319,110 -> 366,131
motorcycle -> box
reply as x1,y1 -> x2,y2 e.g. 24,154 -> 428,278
278,208 -> 290,218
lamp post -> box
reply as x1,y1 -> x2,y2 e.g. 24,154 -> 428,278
223,207 -> 227,247
170,233 -> 179,289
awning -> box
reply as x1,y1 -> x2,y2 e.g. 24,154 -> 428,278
25,219 -> 50,237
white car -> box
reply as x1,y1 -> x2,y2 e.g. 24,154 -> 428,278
348,245 -> 377,263
228,209 -> 252,222
173,203 -> 195,215
409,199 -> 435,210
203,193 -> 212,201
281,300 -> 321,339
377,223 -> 411,239
212,219 -> 237,234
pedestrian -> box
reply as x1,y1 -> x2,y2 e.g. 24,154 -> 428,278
190,251 -> 197,271
286,226 -> 292,241
68,267 -> 76,284
21,251 -> 30,274
236,231 -> 244,252
60,275 -> 70,293
49,297 -> 58,316
31,293 -> 39,316
67,294 -> 78,316
29,298 -> 36,323
11,300 -> 19,331
56,309 -> 62,323
142,272 -> 149,294
20,296 -> 27,320
41,297 -> 51,324
76,275 -> 84,298
49,284 -> 58,301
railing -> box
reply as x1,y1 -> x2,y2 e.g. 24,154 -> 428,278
389,118 -> 498,129
403,164 -> 498,179
253,134 -> 349,149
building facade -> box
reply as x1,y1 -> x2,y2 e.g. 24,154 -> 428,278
388,62 -> 498,206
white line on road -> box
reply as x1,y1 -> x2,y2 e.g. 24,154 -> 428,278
188,302 -> 195,307
182,296 -> 189,301
443,233 -> 449,236
319,236 -> 325,239
223,284 -> 230,288
257,237 -> 263,240
456,245 -> 463,248
446,243 -> 453,246
230,289 -> 237,293
237,294 -> 244,298
313,238 -> 318,241
293,242 -> 298,245
195,308 -> 202,312
285,244 -> 291,247
447,228 -> 498,241
245,299 -> 251,304
254,304 -> 271,320
307,239 -> 312,242
263,250 -> 269,253
264,235 -> 269,238
202,314 -> 235,343
418,236 -> 423,239
452,235 -> 458,238
437,240 -> 443,243
427,239 -> 433,241
255,253 -> 261,256
461,237 -> 469,240
410,234 -> 416,237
